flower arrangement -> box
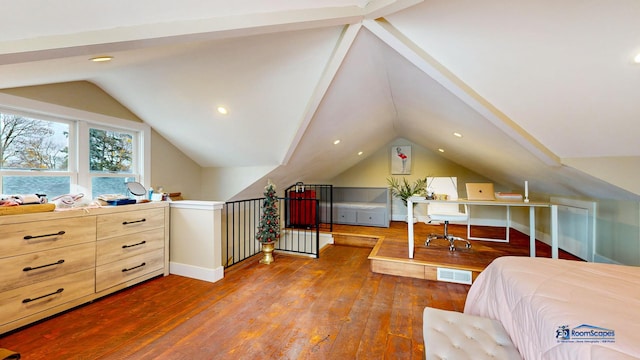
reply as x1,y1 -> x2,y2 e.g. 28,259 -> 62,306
387,176 -> 427,207
256,180 -> 280,244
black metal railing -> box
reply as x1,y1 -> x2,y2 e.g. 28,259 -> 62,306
278,196 -> 320,257
223,196 -> 323,268
223,198 -> 263,268
283,183 -> 333,232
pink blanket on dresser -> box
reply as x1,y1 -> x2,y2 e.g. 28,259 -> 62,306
464,256 -> 640,360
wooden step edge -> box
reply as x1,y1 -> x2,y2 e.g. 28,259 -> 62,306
331,232 -> 381,248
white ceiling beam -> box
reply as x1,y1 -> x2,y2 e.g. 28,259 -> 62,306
282,22 -> 363,165
364,18 -> 561,167
0,6 -> 365,65
364,0 -> 424,19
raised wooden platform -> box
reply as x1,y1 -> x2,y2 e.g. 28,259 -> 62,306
331,221 -> 581,283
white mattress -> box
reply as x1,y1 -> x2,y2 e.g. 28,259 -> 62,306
464,256 -> 640,360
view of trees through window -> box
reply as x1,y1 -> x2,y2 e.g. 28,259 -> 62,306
0,113 -> 68,170
89,128 -> 132,173
1,112 -> 138,198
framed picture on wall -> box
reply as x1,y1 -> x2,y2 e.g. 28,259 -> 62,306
391,145 -> 411,174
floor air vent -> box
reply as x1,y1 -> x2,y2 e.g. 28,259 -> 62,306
437,267 -> 472,285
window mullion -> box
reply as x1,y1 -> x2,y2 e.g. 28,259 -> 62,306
76,121 -> 90,195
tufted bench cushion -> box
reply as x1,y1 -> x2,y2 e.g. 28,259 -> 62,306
423,307 -> 521,360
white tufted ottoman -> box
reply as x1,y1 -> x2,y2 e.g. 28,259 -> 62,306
422,307 -> 521,360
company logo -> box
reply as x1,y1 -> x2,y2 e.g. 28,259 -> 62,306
555,324 -> 616,344
555,325 -> 570,340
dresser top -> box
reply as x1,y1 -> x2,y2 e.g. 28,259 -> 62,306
0,201 -> 168,225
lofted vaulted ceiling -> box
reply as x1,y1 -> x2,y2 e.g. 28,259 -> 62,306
1,0 -> 639,200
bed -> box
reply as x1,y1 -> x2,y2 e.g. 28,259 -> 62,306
464,256 -> 640,359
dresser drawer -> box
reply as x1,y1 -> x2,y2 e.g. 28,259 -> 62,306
0,268 -> 95,326
96,248 -> 164,292
96,228 -> 165,266
97,208 -> 164,240
0,242 -> 96,292
356,209 -> 386,227
0,217 -> 96,258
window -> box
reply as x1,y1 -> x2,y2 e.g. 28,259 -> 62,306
1,113 -> 71,197
89,127 -> 137,198
0,97 -> 149,200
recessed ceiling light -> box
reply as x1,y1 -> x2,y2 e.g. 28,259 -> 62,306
634,53 -> 640,64
358,151 -> 363,156
438,148 -> 445,153
90,56 -> 113,62
453,132 -> 463,138
217,106 -> 228,115
333,140 -> 340,145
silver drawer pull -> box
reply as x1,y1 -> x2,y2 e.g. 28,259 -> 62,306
23,259 -> 65,272
22,288 -> 64,303
122,218 -> 146,225
122,240 -> 146,249
122,262 -> 146,272
23,230 -> 66,240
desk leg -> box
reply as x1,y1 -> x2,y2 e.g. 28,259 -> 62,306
506,205 -> 511,243
551,204 -> 559,259
529,206 -> 536,257
408,199 -> 414,259
466,205 -> 472,240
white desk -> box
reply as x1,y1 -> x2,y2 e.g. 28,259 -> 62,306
407,196 -> 558,259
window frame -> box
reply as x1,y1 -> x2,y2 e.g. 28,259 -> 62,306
83,122 -> 140,196
0,93 -> 150,199
0,108 -> 75,173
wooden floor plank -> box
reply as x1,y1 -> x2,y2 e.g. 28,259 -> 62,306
386,334 -> 413,359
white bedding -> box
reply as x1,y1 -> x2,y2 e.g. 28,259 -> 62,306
464,256 -> 640,360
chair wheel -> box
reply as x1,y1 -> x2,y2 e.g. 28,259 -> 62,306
449,245 -> 455,251
466,243 -> 471,249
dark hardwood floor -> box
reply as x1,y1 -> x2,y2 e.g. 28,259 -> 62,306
0,222 -> 578,359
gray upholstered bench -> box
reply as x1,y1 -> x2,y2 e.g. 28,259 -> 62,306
423,307 -> 521,359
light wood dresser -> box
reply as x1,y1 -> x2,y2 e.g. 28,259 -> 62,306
0,202 -> 169,334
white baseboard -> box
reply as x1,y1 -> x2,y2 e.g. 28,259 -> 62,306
320,233 -> 334,249
169,262 -> 224,283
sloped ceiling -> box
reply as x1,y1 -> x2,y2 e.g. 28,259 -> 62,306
1,0 -> 639,201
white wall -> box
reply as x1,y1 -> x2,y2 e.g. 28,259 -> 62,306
200,165 -> 278,201
596,199 -> 640,265
151,130 -> 202,200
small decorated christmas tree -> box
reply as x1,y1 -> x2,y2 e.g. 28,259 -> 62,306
256,180 -> 280,244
